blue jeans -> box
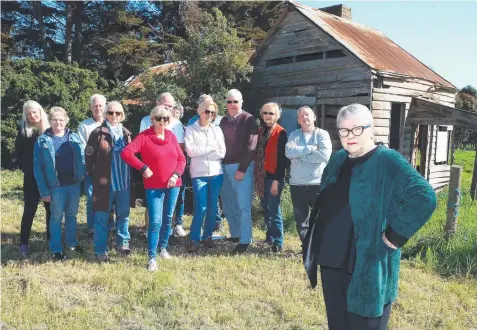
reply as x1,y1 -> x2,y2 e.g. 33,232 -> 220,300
146,187 -> 180,259
220,162 -> 254,244
174,180 -> 186,227
93,189 -> 131,255
49,182 -> 81,253
190,175 -> 224,242
84,174 -> 94,230
260,178 -> 285,247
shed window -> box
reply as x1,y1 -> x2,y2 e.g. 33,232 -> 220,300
326,50 -> 346,58
266,56 -> 294,67
296,52 -> 324,62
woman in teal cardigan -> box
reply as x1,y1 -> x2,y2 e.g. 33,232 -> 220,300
303,104 -> 436,330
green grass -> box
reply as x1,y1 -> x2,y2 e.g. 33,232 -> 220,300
1,151 -> 476,329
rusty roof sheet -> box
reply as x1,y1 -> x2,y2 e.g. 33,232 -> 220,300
291,1 -> 455,88
125,62 -> 179,89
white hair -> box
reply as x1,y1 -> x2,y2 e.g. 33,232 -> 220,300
105,101 -> 126,122
336,104 -> 374,128
260,102 -> 282,120
173,102 -> 184,119
297,106 -> 315,118
49,106 -> 70,125
21,100 -> 49,137
226,89 -> 243,101
157,92 -> 174,104
90,94 -> 106,108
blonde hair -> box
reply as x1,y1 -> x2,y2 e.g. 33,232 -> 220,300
105,101 -> 126,122
150,105 -> 172,120
259,102 -> 282,120
197,94 -> 213,105
197,100 -> 218,115
49,106 -> 70,125
21,100 -> 49,137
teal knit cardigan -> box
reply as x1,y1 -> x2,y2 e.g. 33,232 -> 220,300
304,146 -> 437,317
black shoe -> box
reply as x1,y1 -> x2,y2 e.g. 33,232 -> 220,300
202,238 -> 215,249
69,245 -> 84,253
116,246 -> 131,257
232,244 -> 249,255
225,237 -> 240,243
87,230 -> 94,239
97,253 -> 110,263
168,235 -> 181,247
271,245 -> 282,253
52,252 -> 66,261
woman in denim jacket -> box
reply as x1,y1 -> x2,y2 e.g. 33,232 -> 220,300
33,107 -> 86,261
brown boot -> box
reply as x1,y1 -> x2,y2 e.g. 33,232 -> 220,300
186,241 -> 199,253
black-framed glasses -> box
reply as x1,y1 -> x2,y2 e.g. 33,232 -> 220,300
226,100 -> 239,104
204,110 -> 216,115
107,111 -> 122,116
262,111 -> 275,116
154,116 -> 169,122
337,125 -> 371,138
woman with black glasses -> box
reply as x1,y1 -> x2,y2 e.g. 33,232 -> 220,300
121,105 -> 186,271
303,103 -> 436,329
86,101 -> 134,263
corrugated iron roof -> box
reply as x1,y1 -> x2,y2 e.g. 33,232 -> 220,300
290,1 -> 455,88
125,62 -> 179,89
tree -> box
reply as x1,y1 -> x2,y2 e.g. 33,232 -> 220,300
454,86 -> 477,148
1,59 -> 107,168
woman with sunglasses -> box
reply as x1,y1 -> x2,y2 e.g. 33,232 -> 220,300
86,101 -> 134,262
303,104 -> 436,329
121,105 -> 186,271
184,99 -> 226,252
254,102 -> 288,252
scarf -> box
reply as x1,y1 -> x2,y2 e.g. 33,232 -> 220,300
254,124 -> 275,198
105,120 -> 125,154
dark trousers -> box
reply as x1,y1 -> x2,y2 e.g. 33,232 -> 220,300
290,185 -> 321,242
320,267 -> 392,330
20,172 -> 51,245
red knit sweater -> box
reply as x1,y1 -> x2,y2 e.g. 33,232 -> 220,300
121,128 -> 186,189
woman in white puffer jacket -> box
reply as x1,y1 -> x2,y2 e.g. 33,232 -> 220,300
185,99 -> 226,252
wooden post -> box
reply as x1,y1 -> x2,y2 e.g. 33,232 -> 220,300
320,104 -> 325,129
471,145 -> 477,201
450,129 -> 456,165
446,165 -> 462,238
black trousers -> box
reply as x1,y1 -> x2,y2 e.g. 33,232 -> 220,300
320,267 -> 392,330
290,185 -> 321,242
20,172 -> 51,245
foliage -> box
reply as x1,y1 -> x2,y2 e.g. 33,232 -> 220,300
454,85 -> 477,148
172,8 -> 253,114
0,58 -> 107,168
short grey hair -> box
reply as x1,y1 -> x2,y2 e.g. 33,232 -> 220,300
297,106 -> 315,118
226,89 -> 243,101
49,106 -> 70,125
156,92 -> 174,104
90,94 -> 106,108
336,104 -> 374,128
197,94 -> 212,105
21,100 -> 49,137
172,102 -> 184,119
150,105 -> 171,120
105,101 -> 126,122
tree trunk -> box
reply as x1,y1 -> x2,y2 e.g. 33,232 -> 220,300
34,2 -> 48,60
64,2 -> 73,64
72,1 -> 84,64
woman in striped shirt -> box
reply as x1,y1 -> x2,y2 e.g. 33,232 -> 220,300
85,101 -> 134,263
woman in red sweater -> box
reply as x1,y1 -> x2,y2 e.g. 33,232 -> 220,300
121,105 -> 186,271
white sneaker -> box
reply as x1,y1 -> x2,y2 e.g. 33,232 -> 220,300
147,259 -> 158,271
174,225 -> 187,237
159,249 -> 172,259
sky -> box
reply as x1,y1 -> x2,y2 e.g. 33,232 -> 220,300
301,1 -> 477,89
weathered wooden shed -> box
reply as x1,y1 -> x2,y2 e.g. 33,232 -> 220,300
250,1 -> 477,189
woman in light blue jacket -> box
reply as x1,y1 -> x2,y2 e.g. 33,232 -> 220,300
34,107 -> 86,261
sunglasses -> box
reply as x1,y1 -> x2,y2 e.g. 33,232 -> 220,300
154,116 -> 169,122
107,111 -> 122,116
204,110 -> 216,115
262,111 -> 275,116
226,100 -> 240,104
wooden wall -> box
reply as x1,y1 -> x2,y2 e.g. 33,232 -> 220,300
251,9 -> 372,152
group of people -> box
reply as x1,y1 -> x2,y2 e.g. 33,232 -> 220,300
16,88 -> 437,329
